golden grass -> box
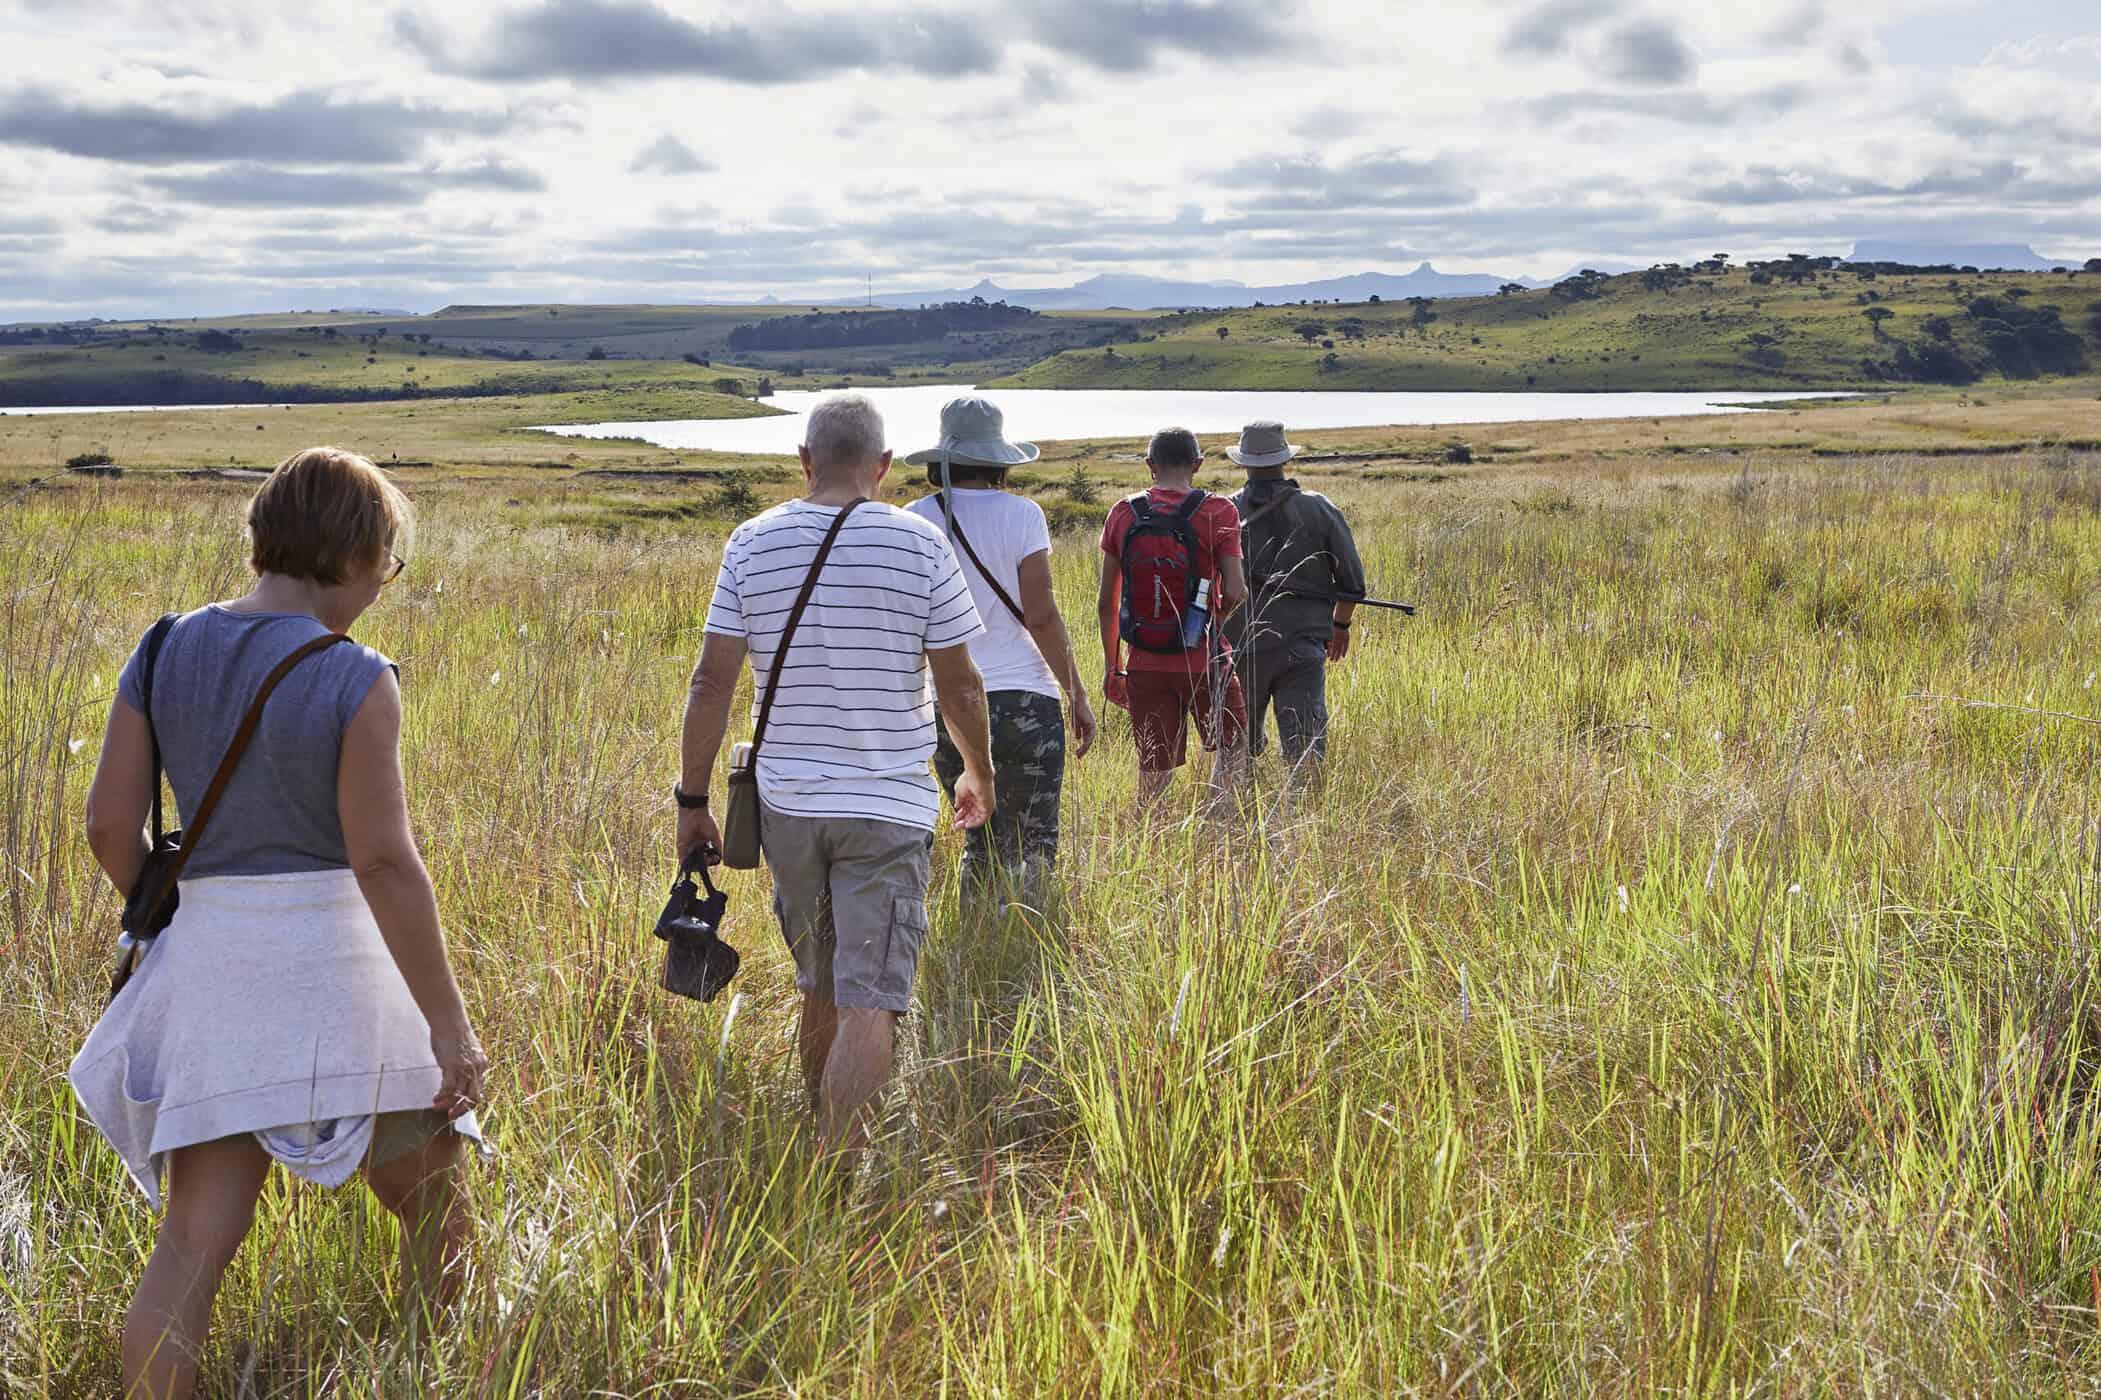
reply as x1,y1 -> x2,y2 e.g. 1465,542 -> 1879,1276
4,442 -> 2101,1394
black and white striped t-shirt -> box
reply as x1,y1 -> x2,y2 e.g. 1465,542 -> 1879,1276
706,498 -> 983,830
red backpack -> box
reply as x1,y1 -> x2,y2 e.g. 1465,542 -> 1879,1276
1118,490 -> 1209,654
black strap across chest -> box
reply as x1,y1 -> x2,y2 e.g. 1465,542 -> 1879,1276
749,499 -> 866,764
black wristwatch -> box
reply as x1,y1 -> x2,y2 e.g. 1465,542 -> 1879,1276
673,784 -> 708,810
1333,619 -> 1352,631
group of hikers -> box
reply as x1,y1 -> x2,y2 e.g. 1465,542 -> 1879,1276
68,393 -> 1365,1396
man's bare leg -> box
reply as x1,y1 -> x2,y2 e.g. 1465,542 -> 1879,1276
818,1007 -> 897,1157
798,992 -> 840,1116
1206,740 -> 1250,815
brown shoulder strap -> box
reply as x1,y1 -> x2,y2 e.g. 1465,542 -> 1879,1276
945,513 -> 1027,626
750,500 -> 865,763
158,633 -> 352,889
1238,484 -> 1301,533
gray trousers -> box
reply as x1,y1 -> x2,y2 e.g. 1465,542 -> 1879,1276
1238,636 -> 1330,764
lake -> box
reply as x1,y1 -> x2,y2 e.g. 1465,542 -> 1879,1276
533,384 -> 1849,457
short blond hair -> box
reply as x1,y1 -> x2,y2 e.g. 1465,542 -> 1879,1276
247,447 -> 412,585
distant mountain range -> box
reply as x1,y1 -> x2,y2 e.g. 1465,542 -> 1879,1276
1847,241 -> 2067,271
802,243 -> 2080,313
824,264 -> 1589,311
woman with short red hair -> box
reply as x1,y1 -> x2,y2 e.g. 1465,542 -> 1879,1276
72,446 -> 487,1399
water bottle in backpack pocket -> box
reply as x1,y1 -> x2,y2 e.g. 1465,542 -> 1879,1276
1118,490 -> 1210,655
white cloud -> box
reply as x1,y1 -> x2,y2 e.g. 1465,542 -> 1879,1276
0,0 -> 2092,316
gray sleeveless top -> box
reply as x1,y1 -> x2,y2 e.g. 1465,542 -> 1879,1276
116,605 -> 395,880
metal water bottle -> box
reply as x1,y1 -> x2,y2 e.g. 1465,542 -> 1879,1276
1181,578 -> 1213,650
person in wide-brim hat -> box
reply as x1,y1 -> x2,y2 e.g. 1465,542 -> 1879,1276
1224,417 -> 1366,779
903,395 -> 1093,913
905,395 -> 1041,469
1225,420 -> 1299,468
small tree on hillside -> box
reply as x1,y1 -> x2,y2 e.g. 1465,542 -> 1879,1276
1217,325 -> 1230,340
1863,306 -> 1894,340
1294,322 -> 1327,344
1498,282 -> 1525,297
2086,258 -> 2101,273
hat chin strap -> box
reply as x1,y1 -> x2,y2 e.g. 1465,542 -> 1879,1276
937,436 -> 957,538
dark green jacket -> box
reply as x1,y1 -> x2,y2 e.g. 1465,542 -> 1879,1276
1225,478 -> 1366,652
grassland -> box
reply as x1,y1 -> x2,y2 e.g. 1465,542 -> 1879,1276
6,380 -> 2101,519
998,266 -> 2101,392
5,432 -> 2101,1393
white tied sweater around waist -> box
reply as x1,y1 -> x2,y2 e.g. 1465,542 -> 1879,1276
70,868 -> 478,1207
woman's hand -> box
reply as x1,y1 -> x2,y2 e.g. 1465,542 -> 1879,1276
430,1023 -> 488,1120
1069,692 -> 1098,758
952,765 -> 995,830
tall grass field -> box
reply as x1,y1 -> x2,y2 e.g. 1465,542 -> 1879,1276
5,446 -> 2101,1394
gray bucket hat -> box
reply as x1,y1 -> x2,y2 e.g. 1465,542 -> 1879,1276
904,395 -> 1040,468
1226,420 -> 1299,468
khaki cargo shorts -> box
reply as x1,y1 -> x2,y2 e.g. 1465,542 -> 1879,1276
760,804 -> 934,1014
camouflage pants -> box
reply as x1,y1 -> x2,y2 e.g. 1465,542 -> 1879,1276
1238,635 -> 1331,765
933,690 -> 1066,908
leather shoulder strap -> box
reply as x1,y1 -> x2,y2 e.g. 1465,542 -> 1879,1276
944,512 -> 1027,626
749,500 -> 865,764
1238,484 -> 1301,533
156,632 -> 351,888
137,613 -> 179,842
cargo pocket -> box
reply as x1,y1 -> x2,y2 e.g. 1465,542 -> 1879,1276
881,894 -> 931,1009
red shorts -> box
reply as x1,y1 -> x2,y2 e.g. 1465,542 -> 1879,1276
1126,665 -> 1249,772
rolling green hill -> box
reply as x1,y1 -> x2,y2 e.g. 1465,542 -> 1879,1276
994,264 -> 2101,392
0,301 -> 1145,407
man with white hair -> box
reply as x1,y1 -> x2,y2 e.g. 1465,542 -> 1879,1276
675,393 -> 995,1165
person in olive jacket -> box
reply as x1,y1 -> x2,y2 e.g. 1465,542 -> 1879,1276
1222,421 -> 1366,777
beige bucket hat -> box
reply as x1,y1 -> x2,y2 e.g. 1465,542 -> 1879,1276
1225,420 -> 1299,468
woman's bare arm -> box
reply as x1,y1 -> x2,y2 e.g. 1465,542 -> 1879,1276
338,670 -> 485,1114
84,696 -> 154,898
1017,549 -> 1095,756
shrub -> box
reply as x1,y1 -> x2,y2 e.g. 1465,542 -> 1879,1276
587,346 -> 609,360
65,451 -> 113,469
1064,462 -> 1100,505
707,480 -> 762,518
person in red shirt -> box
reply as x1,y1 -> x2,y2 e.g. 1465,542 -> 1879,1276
1097,427 -> 1251,805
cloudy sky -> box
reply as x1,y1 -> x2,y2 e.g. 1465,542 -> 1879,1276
1,0 -> 2096,318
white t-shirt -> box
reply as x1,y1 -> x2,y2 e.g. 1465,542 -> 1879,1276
705,499 -> 983,831
905,489 -> 1061,700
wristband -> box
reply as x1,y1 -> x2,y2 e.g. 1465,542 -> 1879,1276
673,785 -> 709,810
1333,619 -> 1351,631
